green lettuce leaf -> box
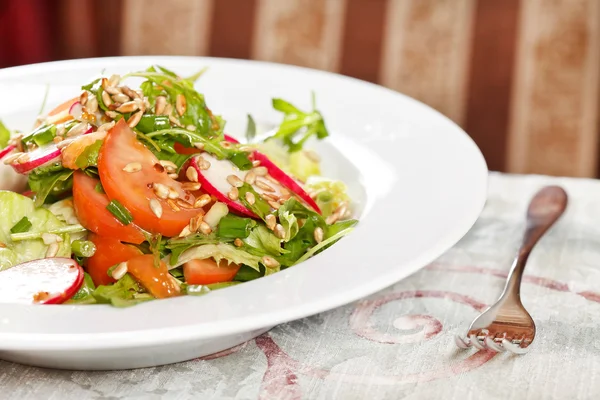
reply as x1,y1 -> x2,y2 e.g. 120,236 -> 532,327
174,243 -> 263,270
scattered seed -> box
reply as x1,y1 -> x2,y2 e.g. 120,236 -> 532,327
343,209 -> 352,219
134,98 -> 146,113
268,200 -> 281,210
253,166 -> 268,176
105,110 -> 119,119
177,199 -> 195,209
176,94 -> 186,116
227,174 -> 244,188
234,238 -> 244,247
104,86 -> 122,95
45,242 -> 59,258
262,256 -> 280,269
53,136 -> 63,143
255,179 -> 275,192
111,262 -> 128,280
313,227 -> 324,243
261,193 -> 278,202
101,77 -> 109,89
98,121 -> 116,132
108,74 -> 121,86
186,166 -> 199,182
189,214 -> 203,232
245,171 -> 256,185
168,173 -> 179,179
182,182 -> 201,191
123,162 -> 142,173
265,214 -> 276,230
159,160 -> 178,172
220,141 -> 232,149
86,95 -> 98,113
265,175 -> 280,186
186,124 -> 196,132
194,194 -> 211,208
274,224 -> 286,239
326,213 -> 339,225
168,187 -> 180,199
127,111 -> 143,128
197,156 -> 211,170
155,96 -> 167,115
167,199 -> 180,211
334,203 -> 348,219
42,233 -> 62,245
116,101 -> 139,113
163,103 -> 173,117
101,91 -> 112,107
228,187 -> 239,201
79,91 -> 89,106
305,150 -> 321,162
111,93 -> 130,103
16,154 -> 30,164
199,221 -> 212,235
193,142 -> 205,150
238,145 -> 254,152
67,122 -> 89,137
153,183 -> 169,199
149,199 -> 163,218
245,191 -> 255,205
121,86 -> 138,99
252,160 -> 261,167
56,140 -> 72,150
169,114 -> 183,127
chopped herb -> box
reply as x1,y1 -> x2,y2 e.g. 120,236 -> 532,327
10,217 -> 32,234
72,240 -> 96,258
106,200 -> 133,225
0,120 -> 11,148
217,214 -> 256,239
94,182 -> 104,194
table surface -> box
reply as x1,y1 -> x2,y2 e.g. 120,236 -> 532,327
2,173 -> 600,400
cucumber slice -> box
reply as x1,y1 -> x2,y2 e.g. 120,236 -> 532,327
0,191 -> 71,270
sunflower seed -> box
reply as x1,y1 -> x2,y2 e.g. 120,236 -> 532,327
194,194 -> 212,208
121,86 -> 138,99
111,93 -> 130,103
169,114 -> 183,127
305,150 -> 321,162
149,199 -> 163,218
101,91 -> 112,107
86,95 -> 98,113
186,124 -> 196,132
3,152 -> 24,165
261,192 -> 278,202
127,111 -> 143,128
274,224 -> 285,239
152,183 -> 169,199
79,91 -> 89,106
244,171 -> 256,185
168,187 -> 180,199
252,160 -> 261,167
134,98 -> 146,113
253,166 -> 268,176
67,122 -> 89,137
104,86 -> 122,95
189,214 -> 203,232
220,141 -> 232,149
159,160 -> 177,172
186,166 -> 199,182
53,136 -> 63,144
265,214 -> 276,230
105,110 -> 119,119
177,199 -> 195,209
228,187 -> 239,201
16,153 -> 30,164
326,213 -> 339,225
268,200 -> 281,210
123,162 -> 142,173
313,227 -> 324,243
179,225 -> 192,237
101,77 -> 109,89
182,182 -> 201,191
163,103 -> 173,117
255,179 -> 275,192
45,242 -> 59,258
234,238 -> 244,247
193,142 -> 205,150
261,256 -> 280,269
155,96 -> 167,115
199,221 -> 212,235
227,174 -> 243,188
98,121 -> 116,132
116,101 -> 139,113
197,156 -> 211,170
245,191 -> 255,205
111,262 -> 128,280
167,199 -> 180,211
168,173 -> 179,179
176,94 -> 186,116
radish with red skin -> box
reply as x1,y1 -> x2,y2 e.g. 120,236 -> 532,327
11,126 -> 93,174
0,258 -> 84,304
0,144 -> 16,160
68,101 -> 83,120
223,134 -> 321,213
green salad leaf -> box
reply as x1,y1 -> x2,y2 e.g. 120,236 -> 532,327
28,168 -> 74,207
0,120 -> 11,148
174,243 -> 263,270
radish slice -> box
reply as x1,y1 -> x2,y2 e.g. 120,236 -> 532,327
189,156 -> 257,218
252,152 -> 321,213
0,144 -> 16,160
69,101 -> 83,120
11,125 -> 93,174
223,134 -> 321,213
0,258 -> 84,304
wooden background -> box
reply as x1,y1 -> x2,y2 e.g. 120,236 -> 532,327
0,0 -> 598,178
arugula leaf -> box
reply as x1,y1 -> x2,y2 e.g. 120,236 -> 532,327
217,214 -> 256,239
237,184 -> 271,220
0,120 -> 11,148
245,114 -> 256,143
75,139 -> 103,169
28,169 -> 74,207
269,96 -> 329,152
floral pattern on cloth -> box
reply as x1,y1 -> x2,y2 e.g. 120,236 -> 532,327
1,173 -> 600,400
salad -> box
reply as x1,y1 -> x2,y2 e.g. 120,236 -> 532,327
0,65 -> 357,306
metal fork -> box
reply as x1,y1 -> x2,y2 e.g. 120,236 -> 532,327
455,185 -> 568,354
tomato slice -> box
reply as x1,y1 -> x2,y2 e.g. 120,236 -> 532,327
98,120 -> 201,237
62,130 -> 105,170
73,171 -> 146,244
86,233 -> 143,286
183,258 -> 241,285
127,254 -> 180,298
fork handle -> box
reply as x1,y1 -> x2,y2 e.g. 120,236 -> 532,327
504,186 -> 568,297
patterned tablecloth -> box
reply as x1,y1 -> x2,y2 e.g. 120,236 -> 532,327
2,173 -> 600,399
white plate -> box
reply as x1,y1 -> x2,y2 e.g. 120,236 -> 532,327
0,56 -> 487,370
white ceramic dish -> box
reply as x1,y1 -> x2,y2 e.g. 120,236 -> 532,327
0,56 -> 487,370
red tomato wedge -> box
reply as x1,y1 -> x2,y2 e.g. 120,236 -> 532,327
86,234 -> 143,286
127,254 -> 181,298
98,119 -> 201,237
73,171 -> 146,244
174,142 -> 200,155
183,258 -> 241,285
